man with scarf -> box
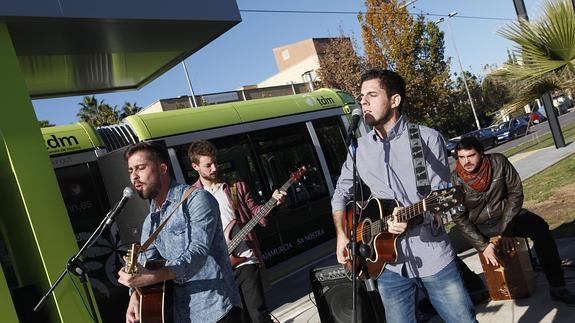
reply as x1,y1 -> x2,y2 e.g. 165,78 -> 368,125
451,136 -> 575,305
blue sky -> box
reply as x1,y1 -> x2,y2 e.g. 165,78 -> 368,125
33,0 -> 544,125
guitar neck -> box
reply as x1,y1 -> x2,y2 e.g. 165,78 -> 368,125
376,198 -> 428,233
227,178 -> 294,252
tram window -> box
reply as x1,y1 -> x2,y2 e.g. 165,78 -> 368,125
174,135 -> 267,204
312,117 -> 348,186
248,123 -> 328,207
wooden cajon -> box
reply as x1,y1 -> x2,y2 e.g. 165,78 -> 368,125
478,237 -> 534,300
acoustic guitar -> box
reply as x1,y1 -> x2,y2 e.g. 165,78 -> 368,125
344,186 -> 463,279
224,166 -> 307,268
124,243 -> 172,323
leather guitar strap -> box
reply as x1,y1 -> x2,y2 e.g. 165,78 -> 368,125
139,186 -> 197,252
407,123 -> 431,196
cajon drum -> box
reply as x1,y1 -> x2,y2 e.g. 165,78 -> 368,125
478,237 -> 534,301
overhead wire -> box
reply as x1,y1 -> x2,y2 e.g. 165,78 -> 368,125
238,8 -> 514,22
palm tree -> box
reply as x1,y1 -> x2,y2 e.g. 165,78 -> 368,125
38,120 -> 55,127
496,0 -> 575,114
119,101 -> 142,119
77,96 -> 119,127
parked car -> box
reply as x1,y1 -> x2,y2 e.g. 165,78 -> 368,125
528,111 -> 547,124
553,94 -> 572,115
445,137 -> 461,158
461,128 -> 498,149
493,118 -> 529,142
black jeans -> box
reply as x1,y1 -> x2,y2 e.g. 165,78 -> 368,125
234,264 -> 273,323
217,306 -> 243,323
499,209 -> 565,287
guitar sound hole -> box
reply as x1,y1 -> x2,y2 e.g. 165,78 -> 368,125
362,222 -> 371,243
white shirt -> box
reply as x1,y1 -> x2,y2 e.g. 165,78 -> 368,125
204,182 -> 257,266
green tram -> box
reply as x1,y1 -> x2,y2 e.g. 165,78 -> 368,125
6,89 -> 358,322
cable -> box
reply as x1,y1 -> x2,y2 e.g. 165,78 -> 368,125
66,271 -> 97,323
239,8 -> 514,22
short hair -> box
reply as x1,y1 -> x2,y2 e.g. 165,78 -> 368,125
455,136 -> 485,154
123,141 -> 170,166
360,69 -> 406,112
187,140 -> 217,165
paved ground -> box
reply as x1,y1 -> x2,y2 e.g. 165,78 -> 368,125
265,142 -> 575,323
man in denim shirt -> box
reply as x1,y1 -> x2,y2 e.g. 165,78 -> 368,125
118,142 -> 241,323
331,69 -> 476,323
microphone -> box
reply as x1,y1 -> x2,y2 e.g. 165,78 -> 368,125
346,107 -> 363,144
105,187 -> 134,226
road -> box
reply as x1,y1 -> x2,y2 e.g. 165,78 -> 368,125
488,111 -> 575,154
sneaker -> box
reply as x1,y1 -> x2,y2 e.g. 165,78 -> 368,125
550,287 -> 575,306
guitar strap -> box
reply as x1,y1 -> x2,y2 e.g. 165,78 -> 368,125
407,123 -> 431,197
139,186 -> 197,252
407,123 -> 444,232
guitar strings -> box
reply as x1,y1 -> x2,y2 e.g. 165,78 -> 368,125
354,193 -> 455,238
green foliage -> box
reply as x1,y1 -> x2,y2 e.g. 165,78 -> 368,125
119,102 -> 142,119
77,96 -> 141,127
317,0 -> 516,139
496,0 -> 575,114
38,120 -> 55,128
359,0 -> 452,129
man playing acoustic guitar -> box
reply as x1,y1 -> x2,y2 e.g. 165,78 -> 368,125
331,69 -> 477,323
117,142 -> 242,323
188,140 -> 286,323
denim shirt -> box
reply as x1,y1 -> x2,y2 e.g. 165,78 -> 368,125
331,116 -> 455,278
139,182 -> 241,322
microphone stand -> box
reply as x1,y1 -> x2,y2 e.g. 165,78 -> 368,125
34,201 -> 122,320
347,134 -> 360,323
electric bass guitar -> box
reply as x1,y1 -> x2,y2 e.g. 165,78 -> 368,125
344,186 -> 463,280
225,166 -> 307,268
124,244 -> 172,323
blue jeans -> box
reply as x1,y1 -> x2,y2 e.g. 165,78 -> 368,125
378,259 -> 477,323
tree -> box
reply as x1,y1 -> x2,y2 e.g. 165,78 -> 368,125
480,72 -> 513,123
316,35 -> 365,97
119,101 -> 142,119
38,120 -> 55,128
77,96 -> 119,127
496,0 -> 575,114
358,0 -> 452,128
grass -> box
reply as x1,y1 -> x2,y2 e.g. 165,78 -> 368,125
502,121 -> 575,157
523,153 -> 575,203
522,154 -> 575,237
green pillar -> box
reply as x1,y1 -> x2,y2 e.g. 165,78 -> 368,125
0,252 -> 19,323
0,23 -> 99,322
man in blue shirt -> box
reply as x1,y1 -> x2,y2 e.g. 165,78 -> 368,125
118,142 -> 242,323
331,69 -> 476,322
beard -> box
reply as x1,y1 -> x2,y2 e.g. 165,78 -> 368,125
200,171 -> 218,182
365,108 -> 393,128
136,176 -> 162,200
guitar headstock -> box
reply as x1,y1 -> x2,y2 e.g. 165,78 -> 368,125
290,166 -> 307,182
124,243 -> 140,275
426,186 -> 464,213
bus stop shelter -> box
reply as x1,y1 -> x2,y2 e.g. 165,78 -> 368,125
0,1 -> 240,321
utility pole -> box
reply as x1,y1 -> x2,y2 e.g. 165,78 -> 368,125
437,12 -> 482,130
181,60 -> 198,108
